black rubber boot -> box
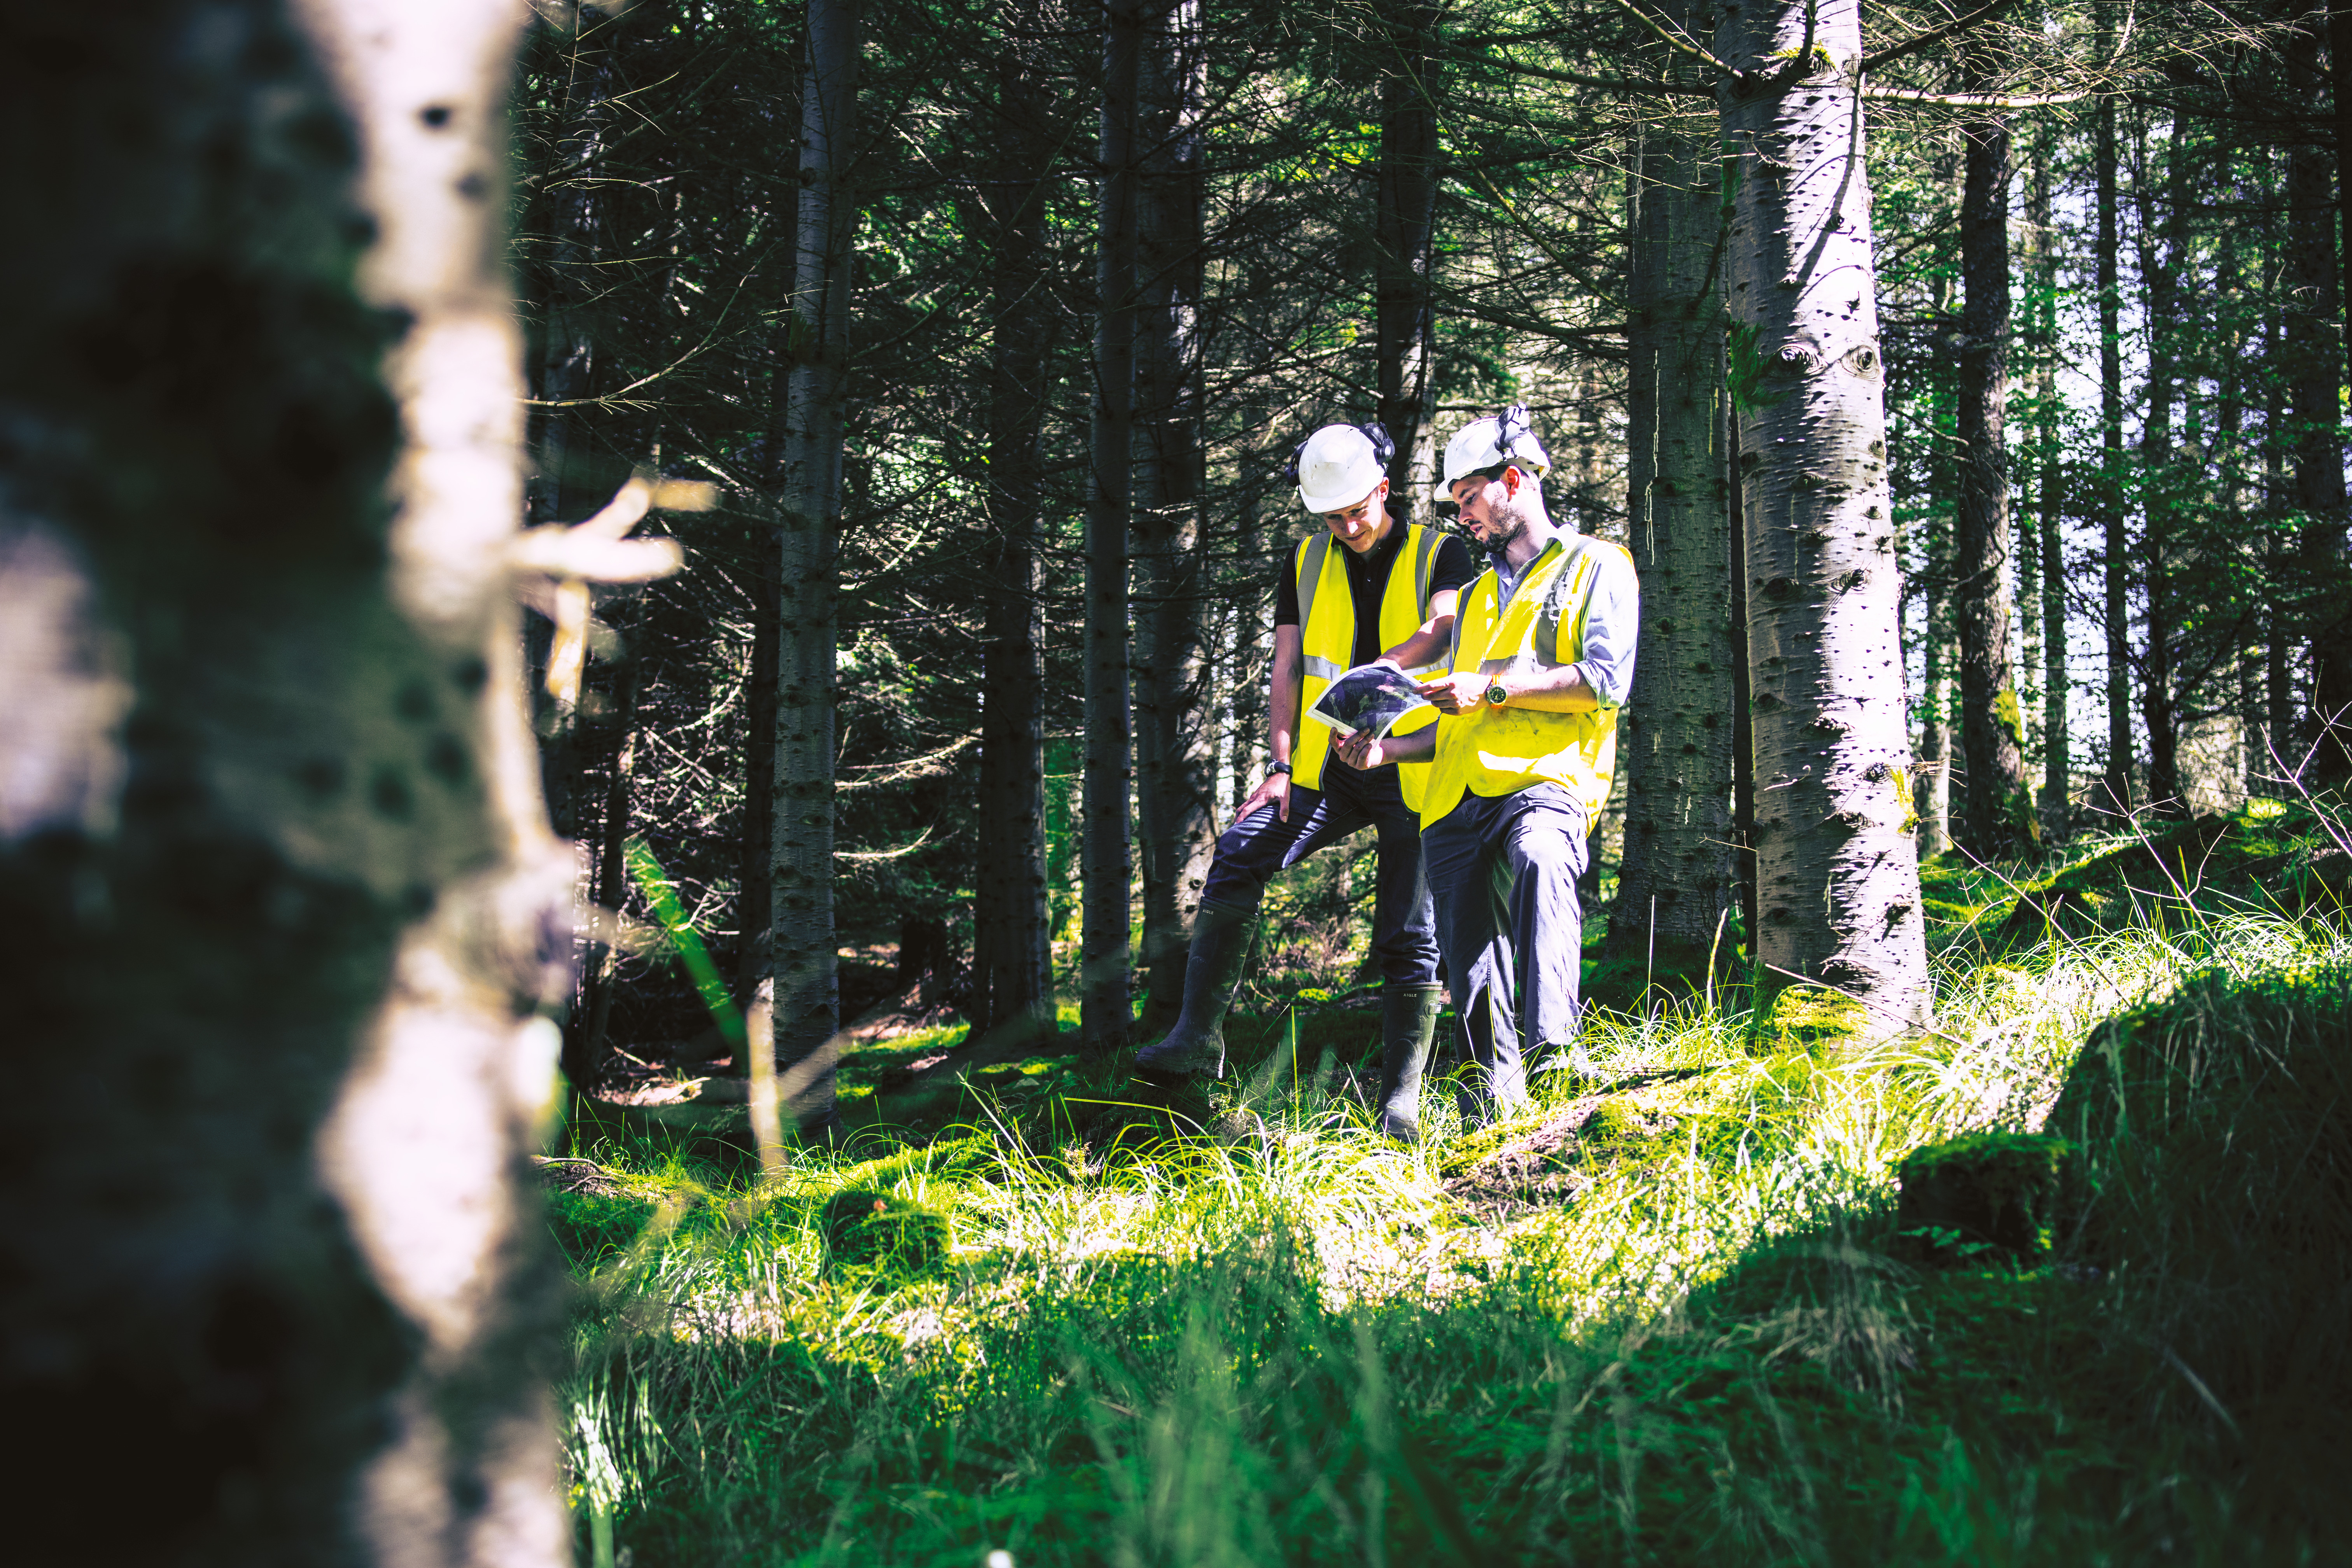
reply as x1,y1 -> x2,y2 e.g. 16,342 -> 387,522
1132,899 -> 1256,1085
1375,984 -> 1444,1140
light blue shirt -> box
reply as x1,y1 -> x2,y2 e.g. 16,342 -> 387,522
1493,532 -> 1640,711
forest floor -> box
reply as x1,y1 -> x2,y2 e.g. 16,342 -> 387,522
549,798 -> 2352,1567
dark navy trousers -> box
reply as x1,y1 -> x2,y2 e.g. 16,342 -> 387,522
1198,760 -> 1440,987
1420,782 -> 1589,1108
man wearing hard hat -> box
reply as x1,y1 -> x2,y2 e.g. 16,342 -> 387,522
1133,420 -> 1476,1130
1335,405 -> 1639,1124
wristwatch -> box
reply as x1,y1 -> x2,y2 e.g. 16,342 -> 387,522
1267,760 -> 1293,776
1483,679 -> 1508,707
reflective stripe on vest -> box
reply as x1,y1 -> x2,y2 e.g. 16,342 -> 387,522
1292,522 -> 1445,808
1418,535 -> 1624,831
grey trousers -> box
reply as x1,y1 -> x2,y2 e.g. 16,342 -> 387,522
1421,782 -> 1588,1109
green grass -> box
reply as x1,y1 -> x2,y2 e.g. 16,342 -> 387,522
553,806 -> 2352,1566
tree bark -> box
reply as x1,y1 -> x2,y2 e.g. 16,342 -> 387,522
1083,0 -> 1143,1054
1729,397 -> 1758,945
571,644 -> 643,1092
1954,89 -> 2027,854
2135,117 -> 2184,816
2030,127 -> 2069,840
1132,0 -> 1216,1036
1375,0 -> 1442,512
1610,93 -> 1735,963
976,13 -> 1056,1040
2095,83 -> 2133,815
1915,544 -> 1953,859
0,1 -> 574,1560
763,0 -> 859,1129
526,9 -> 608,526
2286,41 -> 2352,782
1715,0 -> 1929,1036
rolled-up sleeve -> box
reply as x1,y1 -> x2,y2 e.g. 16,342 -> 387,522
1543,543 -> 1639,710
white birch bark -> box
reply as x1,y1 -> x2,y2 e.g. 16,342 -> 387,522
0,0 -> 593,1560
1715,0 -> 1930,1035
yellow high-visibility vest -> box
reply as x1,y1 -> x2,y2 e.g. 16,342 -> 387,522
1419,534 -> 1626,831
1293,521 -> 1446,808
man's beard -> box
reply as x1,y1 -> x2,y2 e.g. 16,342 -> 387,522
1482,495 -> 1535,558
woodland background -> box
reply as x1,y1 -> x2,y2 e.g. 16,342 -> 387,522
518,0 -> 2352,1097
4,0 -> 2349,1563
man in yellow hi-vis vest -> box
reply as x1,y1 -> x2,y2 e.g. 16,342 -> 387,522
1134,421 -> 1476,1127
1336,406 -> 1639,1126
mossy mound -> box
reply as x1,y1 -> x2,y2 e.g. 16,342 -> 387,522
2045,964 -> 2352,1429
1895,1131 -> 2069,1264
1921,799 -> 2352,952
820,1188 -> 954,1278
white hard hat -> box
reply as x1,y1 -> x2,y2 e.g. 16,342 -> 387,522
1290,422 -> 1395,513
1435,403 -> 1550,500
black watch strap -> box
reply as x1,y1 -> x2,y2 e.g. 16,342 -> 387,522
1267,760 -> 1292,776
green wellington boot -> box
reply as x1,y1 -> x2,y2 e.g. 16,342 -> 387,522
1375,983 -> 1444,1140
1132,899 -> 1256,1085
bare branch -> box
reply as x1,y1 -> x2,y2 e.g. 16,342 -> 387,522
1860,0 -> 2018,74
1591,0 -> 1740,77
1858,84 -> 2090,106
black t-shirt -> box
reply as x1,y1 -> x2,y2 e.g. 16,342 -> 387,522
1273,522 -> 1478,668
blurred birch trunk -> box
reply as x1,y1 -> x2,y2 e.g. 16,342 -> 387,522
0,0 -> 587,1560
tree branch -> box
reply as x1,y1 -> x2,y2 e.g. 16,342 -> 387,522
1859,84 -> 2089,106
1446,46 -> 1715,97
1591,0 -> 1740,77
1860,0 -> 2017,74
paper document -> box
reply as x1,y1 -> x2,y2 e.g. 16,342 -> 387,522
1308,662 -> 1435,740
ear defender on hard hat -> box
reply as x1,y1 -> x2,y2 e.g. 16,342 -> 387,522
1292,421 -> 1395,513
1434,402 -> 1552,502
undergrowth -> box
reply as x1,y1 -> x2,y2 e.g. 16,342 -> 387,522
553,800 -> 2352,1566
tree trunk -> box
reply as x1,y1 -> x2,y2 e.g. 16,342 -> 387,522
1610,96 -> 1734,964
2030,128 -> 2069,840
1715,0 -> 1929,1036
2095,84 -> 2133,815
571,645 -> 644,1092
2286,41 -> 2352,782
1375,0 -> 1441,511
739,436 -> 779,1005
975,17 -> 1056,1041
2267,294 -> 2299,775
527,12 -> 607,526
1916,569 -> 1953,860
2135,117 -> 2183,816
0,2 -> 574,1560
1954,91 -> 2027,854
1083,0 -> 1143,1054
1133,0 -> 1215,1036
763,0 -> 859,1129
1728,396 -> 1758,945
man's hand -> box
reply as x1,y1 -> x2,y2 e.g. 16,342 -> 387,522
1333,731 -> 1388,771
1418,670 -> 1490,716
1236,768 -> 1292,823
